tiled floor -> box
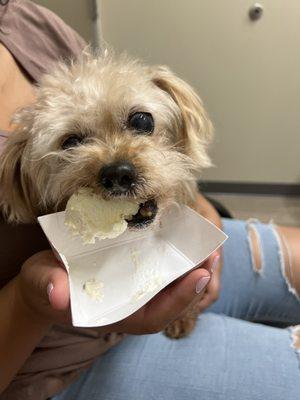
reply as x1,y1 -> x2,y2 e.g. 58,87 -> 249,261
209,194 -> 300,227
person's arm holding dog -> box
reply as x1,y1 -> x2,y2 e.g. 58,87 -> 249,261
0,249 -> 211,393
0,44 -> 36,132
0,258 -> 54,393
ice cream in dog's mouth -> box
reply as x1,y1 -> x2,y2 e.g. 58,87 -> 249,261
64,188 -> 158,244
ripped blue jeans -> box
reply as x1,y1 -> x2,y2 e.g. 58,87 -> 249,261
53,219 -> 300,400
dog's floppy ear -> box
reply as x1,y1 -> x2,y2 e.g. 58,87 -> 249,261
150,66 -> 213,169
0,124 -> 36,223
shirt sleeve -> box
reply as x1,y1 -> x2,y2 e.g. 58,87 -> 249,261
0,0 -> 87,83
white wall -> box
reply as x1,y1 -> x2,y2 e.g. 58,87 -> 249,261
100,0 -> 300,184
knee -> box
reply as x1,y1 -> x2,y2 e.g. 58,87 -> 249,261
247,221 -> 300,299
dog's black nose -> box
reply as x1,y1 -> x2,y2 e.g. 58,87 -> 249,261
99,161 -> 137,193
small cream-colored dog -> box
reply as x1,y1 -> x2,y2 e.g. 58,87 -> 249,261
0,51 -> 213,338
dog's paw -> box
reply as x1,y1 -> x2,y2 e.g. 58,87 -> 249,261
164,315 -> 197,339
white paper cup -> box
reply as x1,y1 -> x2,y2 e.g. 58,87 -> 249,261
38,205 -> 227,327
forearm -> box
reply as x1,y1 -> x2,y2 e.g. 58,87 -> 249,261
0,277 -> 51,394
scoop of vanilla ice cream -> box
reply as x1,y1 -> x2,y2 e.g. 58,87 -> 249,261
65,189 -> 139,244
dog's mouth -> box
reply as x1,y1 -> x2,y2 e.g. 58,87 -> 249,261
126,199 -> 158,228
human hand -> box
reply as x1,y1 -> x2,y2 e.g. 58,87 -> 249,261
193,251 -> 222,314
16,250 -> 71,325
17,250 -> 211,334
107,267 -> 211,335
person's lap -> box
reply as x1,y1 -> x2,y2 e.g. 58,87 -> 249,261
53,218 -> 300,400
209,218 -> 300,324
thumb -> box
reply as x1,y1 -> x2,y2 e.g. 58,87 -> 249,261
46,267 -> 70,311
26,251 -> 70,312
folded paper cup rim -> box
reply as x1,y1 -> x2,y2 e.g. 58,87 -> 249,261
38,205 -> 227,327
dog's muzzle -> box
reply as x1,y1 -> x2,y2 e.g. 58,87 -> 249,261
126,199 -> 158,228
99,162 -> 157,228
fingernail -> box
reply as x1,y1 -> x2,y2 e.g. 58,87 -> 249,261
47,283 -> 54,299
195,276 -> 210,294
211,255 -> 220,274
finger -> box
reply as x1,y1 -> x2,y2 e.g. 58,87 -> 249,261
209,253 -> 221,274
196,251 -> 220,272
195,279 -> 220,313
47,267 -> 70,311
143,268 -> 211,331
197,258 -> 210,271
194,295 -> 212,314
26,251 -> 70,311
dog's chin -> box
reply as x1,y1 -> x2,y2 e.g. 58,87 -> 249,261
126,199 -> 158,229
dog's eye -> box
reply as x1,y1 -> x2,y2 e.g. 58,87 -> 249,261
61,134 -> 84,150
128,112 -> 154,134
